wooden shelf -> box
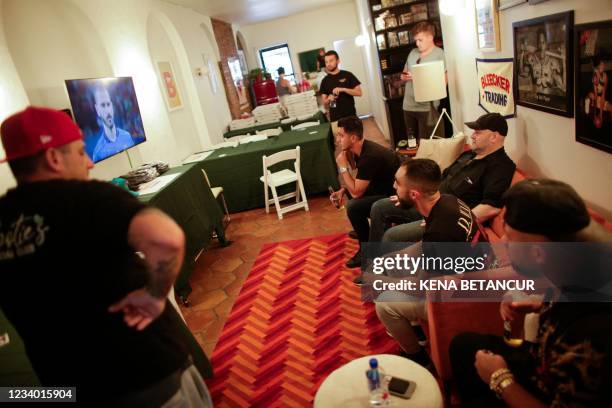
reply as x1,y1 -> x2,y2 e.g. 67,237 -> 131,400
375,19 -> 429,34
371,0 -> 430,15
378,43 -> 415,54
382,67 -> 405,75
377,36 -> 442,54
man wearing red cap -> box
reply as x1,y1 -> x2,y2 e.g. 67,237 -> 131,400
0,107 -> 211,406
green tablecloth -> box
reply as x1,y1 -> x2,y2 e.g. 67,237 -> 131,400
139,163 -> 226,299
199,123 -> 339,213
223,111 -> 327,139
0,309 -> 39,386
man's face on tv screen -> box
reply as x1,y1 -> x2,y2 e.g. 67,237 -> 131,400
94,89 -> 115,130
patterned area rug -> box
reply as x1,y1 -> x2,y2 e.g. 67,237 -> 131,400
206,233 -> 399,407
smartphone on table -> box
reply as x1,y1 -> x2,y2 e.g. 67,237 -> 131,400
387,376 -> 416,399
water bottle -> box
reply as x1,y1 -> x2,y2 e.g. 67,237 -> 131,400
366,358 -> 389,407
407,128 -> 417,149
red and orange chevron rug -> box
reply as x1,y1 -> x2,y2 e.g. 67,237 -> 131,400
205,232 -> 399,407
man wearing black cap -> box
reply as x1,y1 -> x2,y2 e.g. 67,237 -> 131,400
0,107 -> 212,406
367,112 -> 516,244
449,179 -> 612,406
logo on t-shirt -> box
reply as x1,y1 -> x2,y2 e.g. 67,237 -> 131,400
0,214 -> 50,260
339,78 -> 346,83
456,200 -> 475,240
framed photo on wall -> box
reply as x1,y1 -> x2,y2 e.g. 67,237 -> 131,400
475,0 -> 500,52
513,11 -> 574,117
574,20 -> 612,154
498,0 -> 526,11
157,61 -> 183,111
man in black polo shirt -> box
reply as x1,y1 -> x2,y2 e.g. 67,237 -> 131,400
330,116 -> 399,268
319,50 -> 362,135
0,107 -> 211,406
368,112 -> 516,242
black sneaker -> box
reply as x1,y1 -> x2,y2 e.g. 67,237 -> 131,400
399,348 -> 433,371
411,323 -> 428,347
345,251 -> 361,268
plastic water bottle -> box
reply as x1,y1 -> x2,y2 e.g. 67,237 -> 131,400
366,358 -> 389,407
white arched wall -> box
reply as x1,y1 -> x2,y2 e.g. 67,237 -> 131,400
147,12 -> 206,162
3,0 -> 114,107
2,0 -> 135,181
0,0 -> 29,193
197,22 -> 230,144
0,0 -> 234,189
236,30 -> 251,74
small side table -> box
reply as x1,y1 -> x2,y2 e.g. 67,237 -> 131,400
396,147 -> 418,161
314,354 -> 443,408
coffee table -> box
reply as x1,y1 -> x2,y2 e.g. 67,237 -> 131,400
314,354 -> 443,407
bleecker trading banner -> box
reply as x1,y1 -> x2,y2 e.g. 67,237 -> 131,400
476,58 -> 515,118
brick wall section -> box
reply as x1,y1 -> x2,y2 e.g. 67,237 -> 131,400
211,18 -> 242,119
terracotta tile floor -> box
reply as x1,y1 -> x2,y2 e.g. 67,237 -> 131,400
180,118 -> 389,357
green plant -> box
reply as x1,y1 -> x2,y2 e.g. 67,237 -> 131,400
248,68 -> 269,82
248,68 -> 266,82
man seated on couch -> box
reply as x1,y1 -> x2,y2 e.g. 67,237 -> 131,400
329,116 -> 399,268
450,179 -> 612,407
369,112 -> 516,243
374,158 -> 491,367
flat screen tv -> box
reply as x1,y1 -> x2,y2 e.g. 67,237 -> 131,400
65,77 -> 146,163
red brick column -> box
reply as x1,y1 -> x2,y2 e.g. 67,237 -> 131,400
211,18 -> 251,119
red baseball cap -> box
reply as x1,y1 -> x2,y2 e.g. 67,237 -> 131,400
1,106 -> 83,163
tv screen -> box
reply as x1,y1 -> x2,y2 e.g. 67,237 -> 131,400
65,77 -> 146,163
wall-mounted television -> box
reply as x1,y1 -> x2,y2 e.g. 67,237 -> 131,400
65,77 -> 146,163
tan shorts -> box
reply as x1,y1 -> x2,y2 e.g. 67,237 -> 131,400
331,120 -> 339,138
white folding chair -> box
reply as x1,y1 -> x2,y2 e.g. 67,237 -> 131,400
291,120 -> 320,130
201,169 -> 230,227
259,146 -> 309,220
256,127 -> 283,137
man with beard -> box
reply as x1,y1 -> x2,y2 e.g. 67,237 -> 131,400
91,86 -> 135,162
449,179 -> 612,407
330,116 -> 399,269
374,158 -> 490,366
319,50 -> 362,136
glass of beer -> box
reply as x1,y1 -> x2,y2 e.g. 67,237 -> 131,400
328,186 -> 345,210
503,320 -> 524,348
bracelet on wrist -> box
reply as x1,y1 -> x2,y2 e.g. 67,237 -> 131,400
489,368 -> 515,399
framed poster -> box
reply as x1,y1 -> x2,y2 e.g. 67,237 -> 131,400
498,0 -> 526,10
574,20 -> 612,154
157,61 -> 183,111
476,58 -> 515,117
513,11 -> 574,117
475,0 -> 500,52
203,54 -> 219,95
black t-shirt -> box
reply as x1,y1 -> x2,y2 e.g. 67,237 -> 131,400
355,139 -> 399,197
422,194 -> 491,274
423,194 -> 488,243
439,147 -> 516,209
0,180 -> 188,402
319,70 -> 361,122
